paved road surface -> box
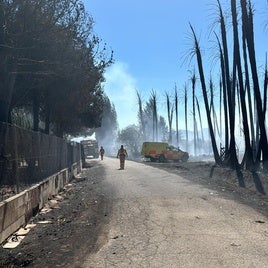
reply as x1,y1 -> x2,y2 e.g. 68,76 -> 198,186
83,157 -> 268,268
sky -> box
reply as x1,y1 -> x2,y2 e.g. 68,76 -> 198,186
83,0 -> 268,130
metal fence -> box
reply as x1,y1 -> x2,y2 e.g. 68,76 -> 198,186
0,122 -> 81,192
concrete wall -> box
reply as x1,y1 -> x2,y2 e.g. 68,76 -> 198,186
0,161 -> 82,244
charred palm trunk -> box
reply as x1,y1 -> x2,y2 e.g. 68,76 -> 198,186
190,24 -> 221,164
196,97 -> 205,146
174,84 -> 179,146
245,1 -> 268,168
209,78 -> 220,139
137,91 -> 146,141
151,91 -> 158,142
264,57 -> 268,118
184,84 -> 189,152
216,34 -> 229,152
194,116 -> 200,154
219,79 -> 223,142
166,92 -> 174,144
235,0 -> 254,169
191,73 -> 197,156
240,1 -> 255,159
217,0 -> 238,168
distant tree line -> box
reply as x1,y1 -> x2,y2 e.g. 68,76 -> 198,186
0,0 -> 113,137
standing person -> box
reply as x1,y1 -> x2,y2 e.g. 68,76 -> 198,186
99,146 -> 105,160
117,145 -> 128,170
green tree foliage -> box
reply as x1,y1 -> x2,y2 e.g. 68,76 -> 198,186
0,0 -> 113,136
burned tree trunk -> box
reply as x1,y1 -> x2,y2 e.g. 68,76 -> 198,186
137,91 -> 146,141
217,0 -> 238,168
190,24 -> 221,164
243,0 -> 268,168
184,84 -> 189,152
166,92 -> 174,144
174,84 -> 179,146
232,0 -> 254,169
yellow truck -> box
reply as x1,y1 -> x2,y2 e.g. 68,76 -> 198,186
141,142 -> 189,162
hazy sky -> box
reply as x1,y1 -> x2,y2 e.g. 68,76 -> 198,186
83,0 -> 267,130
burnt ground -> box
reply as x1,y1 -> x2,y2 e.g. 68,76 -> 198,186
0,159 -> 267,267
0,161 -> 112,268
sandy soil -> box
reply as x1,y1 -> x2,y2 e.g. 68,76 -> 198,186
0,159 -> 267,267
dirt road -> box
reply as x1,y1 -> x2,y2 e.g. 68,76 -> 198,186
82,158 -> 268,268
1,157 -> 267,267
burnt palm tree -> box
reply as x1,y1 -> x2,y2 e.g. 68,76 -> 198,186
190,72 -> 197,155
184,84 -> 189,152
209,77 -> 220,140
215,34 -> 229,153
232,0 -> 254,169
196,96 -> 205,147
189,24 -> 221,164
263,56 -> 268,118
151,90 -> 158,142
243,0 -> 268,168
240,0 -> 255,159
166,92 -> 174,144
174,84 -> 179,146
217,0 -> 238,168
136,90 -> 146,141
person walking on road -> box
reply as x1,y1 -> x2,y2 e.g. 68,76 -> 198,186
99,146 -> 105,160
117,145 -> 128,170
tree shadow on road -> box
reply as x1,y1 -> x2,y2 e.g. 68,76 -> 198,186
251,171 -> 266,195
209,165 -> 216,179
235,168 -> 246,188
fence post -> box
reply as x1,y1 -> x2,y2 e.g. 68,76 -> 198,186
13,126 -> 19,193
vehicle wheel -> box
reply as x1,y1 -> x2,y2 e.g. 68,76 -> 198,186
181,154 -> 189,162
150,157 -> 156,162
159,155 -> 165,163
